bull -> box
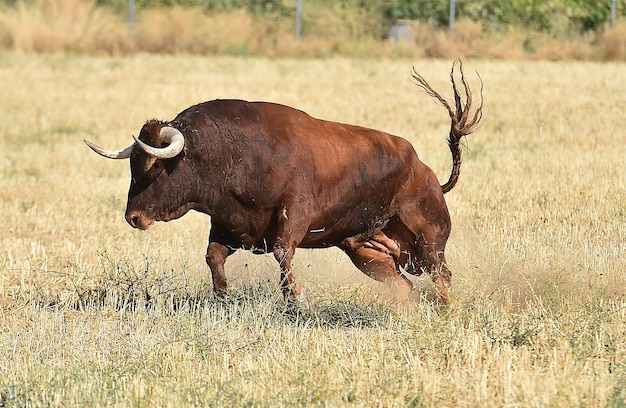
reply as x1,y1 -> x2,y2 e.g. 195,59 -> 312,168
85,61 -> 483,305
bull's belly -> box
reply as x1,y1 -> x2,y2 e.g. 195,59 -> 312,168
229,221 -> 385,252
238,226 -> 354,251
299,219 -> 390,249
211,202 -> 394,252
299,229 -> 343,248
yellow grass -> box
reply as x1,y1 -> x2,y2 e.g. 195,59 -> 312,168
0,54 -> 625,406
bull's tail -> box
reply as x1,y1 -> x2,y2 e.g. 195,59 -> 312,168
412,61 -> 484,193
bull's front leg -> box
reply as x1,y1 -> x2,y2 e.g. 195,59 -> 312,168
205,241 -> 231,298
272,205 -> 310,306
273,238 -> 309,306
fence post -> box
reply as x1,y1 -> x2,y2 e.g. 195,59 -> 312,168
611,0 -> 616,28
129,0 -> 135,35
296,0 -> 302,40
449,0 -> 456,31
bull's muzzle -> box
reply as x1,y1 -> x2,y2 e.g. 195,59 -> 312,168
125,210 -> 153,230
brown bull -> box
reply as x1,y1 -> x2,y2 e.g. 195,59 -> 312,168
85,61 -> 483,305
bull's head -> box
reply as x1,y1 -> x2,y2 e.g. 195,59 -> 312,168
85,120 -> 192,230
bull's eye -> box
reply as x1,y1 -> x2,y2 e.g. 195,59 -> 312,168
147,160 -> 165,179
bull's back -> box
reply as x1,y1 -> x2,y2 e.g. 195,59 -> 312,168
181,99 -> 415,177
253,101 -> 417,185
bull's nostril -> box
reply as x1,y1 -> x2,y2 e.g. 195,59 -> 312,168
126,211 -> 153,229
127,213 -> 140,228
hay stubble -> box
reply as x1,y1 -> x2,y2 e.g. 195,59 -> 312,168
0,54 -> 624,406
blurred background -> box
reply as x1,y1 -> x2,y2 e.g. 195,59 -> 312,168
0,0 -> 625,60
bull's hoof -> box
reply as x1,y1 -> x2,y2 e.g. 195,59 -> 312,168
285,287 -> 311,310
214,288 -> 229,301
295,289 -> 311,310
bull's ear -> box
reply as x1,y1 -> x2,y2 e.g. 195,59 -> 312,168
133,127 -> 184,159
84,139 -> 134,159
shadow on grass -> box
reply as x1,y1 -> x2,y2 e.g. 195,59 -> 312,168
3,253 -> 428,330
13,277 -> 410,330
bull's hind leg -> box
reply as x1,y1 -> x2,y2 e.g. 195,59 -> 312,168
390,220 -> 452,305
384,211 -> 452,305
401,243 -> 451,305
340,233 -> 414,298
430,255 -> 452,306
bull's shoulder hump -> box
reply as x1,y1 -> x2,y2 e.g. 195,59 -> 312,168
176,100 -> 304,122
250,101 -> 313,118
191,100 -> 305,113
179,99 -> 254,114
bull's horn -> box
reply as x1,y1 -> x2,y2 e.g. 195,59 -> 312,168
84,139 -> 134,159
133,126 -> 184,159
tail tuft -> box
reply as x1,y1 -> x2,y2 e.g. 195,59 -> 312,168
412,61 -> 484,193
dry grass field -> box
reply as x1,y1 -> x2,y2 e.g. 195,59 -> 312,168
0,53 -> 625,406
